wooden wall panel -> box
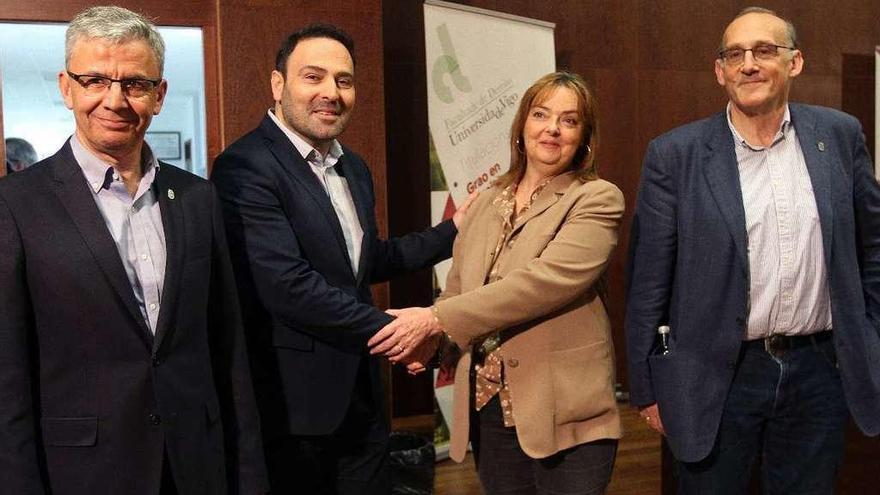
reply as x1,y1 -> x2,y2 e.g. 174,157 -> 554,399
842,54 -> 876,162
383,0 -> 435,416
0,63 -> 5,177
0,0 -> 213,25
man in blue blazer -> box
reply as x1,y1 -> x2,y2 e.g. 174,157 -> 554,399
626,7 -> 880,494
212,24 -> 466,494
0,6 -> 268,495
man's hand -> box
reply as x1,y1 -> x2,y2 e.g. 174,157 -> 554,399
639,403 -> 665,435
452,191 -> 479,229
368,307 -> 441,361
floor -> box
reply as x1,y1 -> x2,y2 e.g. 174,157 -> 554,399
394,405 -> 662,494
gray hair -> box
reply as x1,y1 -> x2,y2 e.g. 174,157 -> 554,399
719,7 -> 799,53
65,6 -> 165,74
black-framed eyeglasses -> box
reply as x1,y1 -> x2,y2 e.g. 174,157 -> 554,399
717,44 -> 796,65
66,71 -> 162,98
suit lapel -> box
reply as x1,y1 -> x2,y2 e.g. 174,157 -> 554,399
702,112 -> 750,277
478,174 -> 574,281
511,173 -> 575,234
152,166 -> 184,353
50,143 -> 153,349
480,193 -> 504,282
791,104 -> 834,270
260,118 -> 351,269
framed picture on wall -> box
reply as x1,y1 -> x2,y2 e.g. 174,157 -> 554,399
145,131 -> 182,160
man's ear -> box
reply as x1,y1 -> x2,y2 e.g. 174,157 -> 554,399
271,70 -> 285,103
714,59 -> 727,88
58,70 -> 75,110
788,50 -> 804,78
152,79 -> 168,115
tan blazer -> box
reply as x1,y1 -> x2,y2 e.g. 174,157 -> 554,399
435,172 -> 624,461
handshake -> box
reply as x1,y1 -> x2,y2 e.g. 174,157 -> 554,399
367,307 -> 445,375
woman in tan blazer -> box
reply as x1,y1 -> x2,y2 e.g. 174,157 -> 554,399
370,72 -> 624,494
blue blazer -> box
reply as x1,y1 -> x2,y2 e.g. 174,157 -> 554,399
211,116 -> 456,437
626,103 -> 880,462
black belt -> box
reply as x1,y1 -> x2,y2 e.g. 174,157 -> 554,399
744,330 -> 832,358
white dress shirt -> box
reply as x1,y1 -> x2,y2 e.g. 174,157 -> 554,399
268,109 -> 364,276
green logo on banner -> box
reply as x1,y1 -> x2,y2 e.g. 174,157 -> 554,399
432,23 -> 472,103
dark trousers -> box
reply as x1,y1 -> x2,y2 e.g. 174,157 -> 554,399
159,453 -> 178,495
677,333 -> 848,495
472,395 -> 617,495
265,363 -> 390,495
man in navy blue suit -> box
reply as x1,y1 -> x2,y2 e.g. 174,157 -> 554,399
627,7 -> 880,494
212,24 -> 470,495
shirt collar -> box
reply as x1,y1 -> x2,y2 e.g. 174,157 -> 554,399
267,108 -> 344,166
71,133 -> 160,194
725,102 -> 791,151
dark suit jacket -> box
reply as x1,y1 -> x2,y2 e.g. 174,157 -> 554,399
0,143 -> 268,494
211,115 -> 456,437
626,104 -> 880,462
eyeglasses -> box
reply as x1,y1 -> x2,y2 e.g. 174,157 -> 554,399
717,44 -> 796,65
66,71 -> 162,98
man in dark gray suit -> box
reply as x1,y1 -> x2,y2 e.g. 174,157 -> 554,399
627,7 -> 880,494
0,6 -> 267,494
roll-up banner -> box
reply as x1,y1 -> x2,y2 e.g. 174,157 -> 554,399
424,0 -> 555,460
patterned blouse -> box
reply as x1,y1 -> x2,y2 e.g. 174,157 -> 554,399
473,178 -> 552,427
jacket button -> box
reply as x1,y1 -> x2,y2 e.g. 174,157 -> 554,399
149,414 -> 162,425
507,359 -> 519,368
727,361 -> 736,370
151,356 -> 161,367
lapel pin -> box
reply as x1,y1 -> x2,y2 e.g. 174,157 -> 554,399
817,141 -> 826,152
167,189 -> 175,200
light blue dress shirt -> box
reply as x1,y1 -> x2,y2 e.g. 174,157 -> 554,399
71,135 -> 166,334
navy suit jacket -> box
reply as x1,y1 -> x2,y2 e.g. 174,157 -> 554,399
0,143 -> 268,494
211,116 -> 455,437
626,104 -> 880,462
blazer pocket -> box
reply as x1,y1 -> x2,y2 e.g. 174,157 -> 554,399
272,325 -> 315,351
550,341 -> 615,425
41,417 -> 98,447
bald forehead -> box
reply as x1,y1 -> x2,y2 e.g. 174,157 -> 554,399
723,13 -> 791,47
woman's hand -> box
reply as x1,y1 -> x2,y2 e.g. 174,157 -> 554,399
400,335 -> 442,375
368,307 -> 442,361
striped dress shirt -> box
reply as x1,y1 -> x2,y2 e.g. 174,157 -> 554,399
727,104 -> 832,339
